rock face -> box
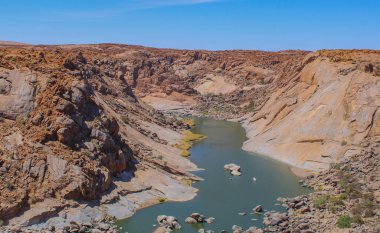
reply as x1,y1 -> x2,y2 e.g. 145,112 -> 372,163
242,51 -> 380,171
0,45 -> 195,226
252,205 -> 263,213
0,69 -> 36,119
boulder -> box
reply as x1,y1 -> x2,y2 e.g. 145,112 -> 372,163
47,155 -> 67,181
185,217 -> 197,224
231,170 -> 242,176
224,163 -> 241,172
205,217 -> 215,224
224,163 -> 242,176
253,205 -> 263,213
0,69 -> 36,120
190,213 -> 205,222
244,227 -> 263,233
232,225 -> 243,232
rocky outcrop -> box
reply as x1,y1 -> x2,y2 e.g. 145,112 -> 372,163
0,45 -> 197,227
264,142 -> 380,232
0,69 -> 36,119
242,51 -> 380,171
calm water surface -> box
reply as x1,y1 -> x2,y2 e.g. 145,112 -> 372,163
118,118 -> 310,233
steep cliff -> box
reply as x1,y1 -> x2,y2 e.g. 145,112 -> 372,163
0,45 -> 198,227
242,50 -> 380,171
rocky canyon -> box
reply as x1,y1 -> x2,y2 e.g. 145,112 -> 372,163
0,43 -> 379,232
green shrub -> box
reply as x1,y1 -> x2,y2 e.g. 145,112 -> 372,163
327,195 -> 345,213
337,215 -> 351,228
313,195 -> 329,209
0,116 -> 4,123
329,195 -> 345,205
157,197 -> 167,203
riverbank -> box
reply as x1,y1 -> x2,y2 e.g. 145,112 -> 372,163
118,118 -> 310,233
142,96 -> 315,178
239,117 -> 317,178
1,119 -> 201,232
264,142 -> 380,233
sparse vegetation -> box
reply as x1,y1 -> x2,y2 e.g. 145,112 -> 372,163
313,194 -> 329,209
183,178 -> 192,187
313,194 -> 345,212
327,195 -> 345,213
351,193 -> 377,218
336,215 -> 351,228
330,163 -> 340,170
352,214 -> 364,224
82,149 -> 92,158
121,115 -> 129,124
176,130 -> 206,157
5,181 -> 14,190
246,100 -> 255,112
157,197 -> 167,203
182,118 -> 195,127
0,116 -> 4,123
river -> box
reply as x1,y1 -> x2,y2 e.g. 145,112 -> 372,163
117,118 -> 310,232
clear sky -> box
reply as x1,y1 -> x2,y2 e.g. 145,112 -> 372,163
1,0 -> 379,51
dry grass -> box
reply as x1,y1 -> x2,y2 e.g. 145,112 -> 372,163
182,118 -> 195,127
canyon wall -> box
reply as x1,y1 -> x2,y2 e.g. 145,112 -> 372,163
0,45 -> 198,225
242,51 -> 380,171
0,43 -> 379,227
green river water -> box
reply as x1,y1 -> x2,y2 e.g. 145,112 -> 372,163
118,118 -> 310,233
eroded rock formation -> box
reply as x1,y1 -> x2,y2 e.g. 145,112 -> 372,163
0,44 -> 379,232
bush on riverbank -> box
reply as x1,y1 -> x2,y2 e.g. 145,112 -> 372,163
177,130 -> 206,157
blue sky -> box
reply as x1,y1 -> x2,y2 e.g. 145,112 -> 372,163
0,0 -> 379,51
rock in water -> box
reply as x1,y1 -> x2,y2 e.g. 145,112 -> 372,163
224,163 -> 242,176
205,217 -> 215,224
253,205 -> 263,213
185,217 -> 197,224
231,170 -> 242,176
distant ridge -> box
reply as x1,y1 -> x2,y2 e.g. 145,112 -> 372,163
0,41 -> 30,46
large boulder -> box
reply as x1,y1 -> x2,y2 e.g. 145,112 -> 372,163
0,69 -> 36,119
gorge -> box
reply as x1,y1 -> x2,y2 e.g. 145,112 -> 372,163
0,43 -> 379,232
